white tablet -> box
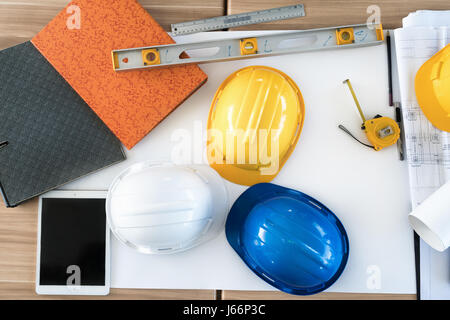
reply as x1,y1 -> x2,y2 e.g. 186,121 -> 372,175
36,190 -> 110,295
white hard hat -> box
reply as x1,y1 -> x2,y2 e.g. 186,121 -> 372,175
106,162 -> 229,254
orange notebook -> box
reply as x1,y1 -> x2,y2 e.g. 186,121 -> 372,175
32,0 -> 207,149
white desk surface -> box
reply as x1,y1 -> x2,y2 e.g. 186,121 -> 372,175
62,31 -> 416,294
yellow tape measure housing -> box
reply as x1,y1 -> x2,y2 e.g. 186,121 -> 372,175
342,79 -> 400,151
363,116 -> 400,151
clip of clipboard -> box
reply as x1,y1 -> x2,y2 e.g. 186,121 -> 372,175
0,141 -> 8,150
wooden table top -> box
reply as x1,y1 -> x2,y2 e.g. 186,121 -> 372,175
2,0 -> 447,300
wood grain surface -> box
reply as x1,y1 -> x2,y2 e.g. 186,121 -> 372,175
0,0 -> 223,299
2,0 -> 444,300
0,0 -> 224,49
0,198 -> 217,300
0,199 -> 216,300
227,0 -> 450,30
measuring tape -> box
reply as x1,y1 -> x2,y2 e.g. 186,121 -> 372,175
340,79 -> 400,151
112,24 -> 385,71
170,4 -> 306,36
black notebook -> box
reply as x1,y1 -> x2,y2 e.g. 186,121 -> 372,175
0,42 -> 125,207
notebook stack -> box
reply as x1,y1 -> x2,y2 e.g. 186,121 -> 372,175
0,0 -> 207,207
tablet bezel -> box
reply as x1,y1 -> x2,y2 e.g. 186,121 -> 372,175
35,190 -> 110,296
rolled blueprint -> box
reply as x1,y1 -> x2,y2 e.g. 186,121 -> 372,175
409,180 -> 450,252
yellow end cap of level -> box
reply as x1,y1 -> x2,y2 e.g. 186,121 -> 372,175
142,48 -> 161,66
336,28 -> 355,45
415,44 -> 450,132
112,52 -> 120,70
240,38 -> 258,55
364,117 -> 400,151
376,24 -> 384,41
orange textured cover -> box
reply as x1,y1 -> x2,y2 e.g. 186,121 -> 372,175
32,0 -> 207,149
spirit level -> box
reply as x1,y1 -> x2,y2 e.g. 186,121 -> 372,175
112,24 -> 384,71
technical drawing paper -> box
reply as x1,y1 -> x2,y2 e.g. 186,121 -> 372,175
394,11 -> 450,299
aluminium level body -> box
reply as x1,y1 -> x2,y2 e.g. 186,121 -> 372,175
112,24 -> 384,71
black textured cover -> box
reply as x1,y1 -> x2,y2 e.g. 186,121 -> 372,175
0,42 -> 125,207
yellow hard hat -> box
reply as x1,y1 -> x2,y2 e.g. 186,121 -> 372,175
415,44 -> 450,132
207,66 -> 305,186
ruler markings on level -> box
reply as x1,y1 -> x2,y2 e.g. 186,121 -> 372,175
171,4 -> 306,36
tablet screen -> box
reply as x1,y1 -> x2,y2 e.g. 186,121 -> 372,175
39,198 -> 106,286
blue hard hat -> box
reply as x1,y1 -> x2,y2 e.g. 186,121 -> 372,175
226,183 -> 349,295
